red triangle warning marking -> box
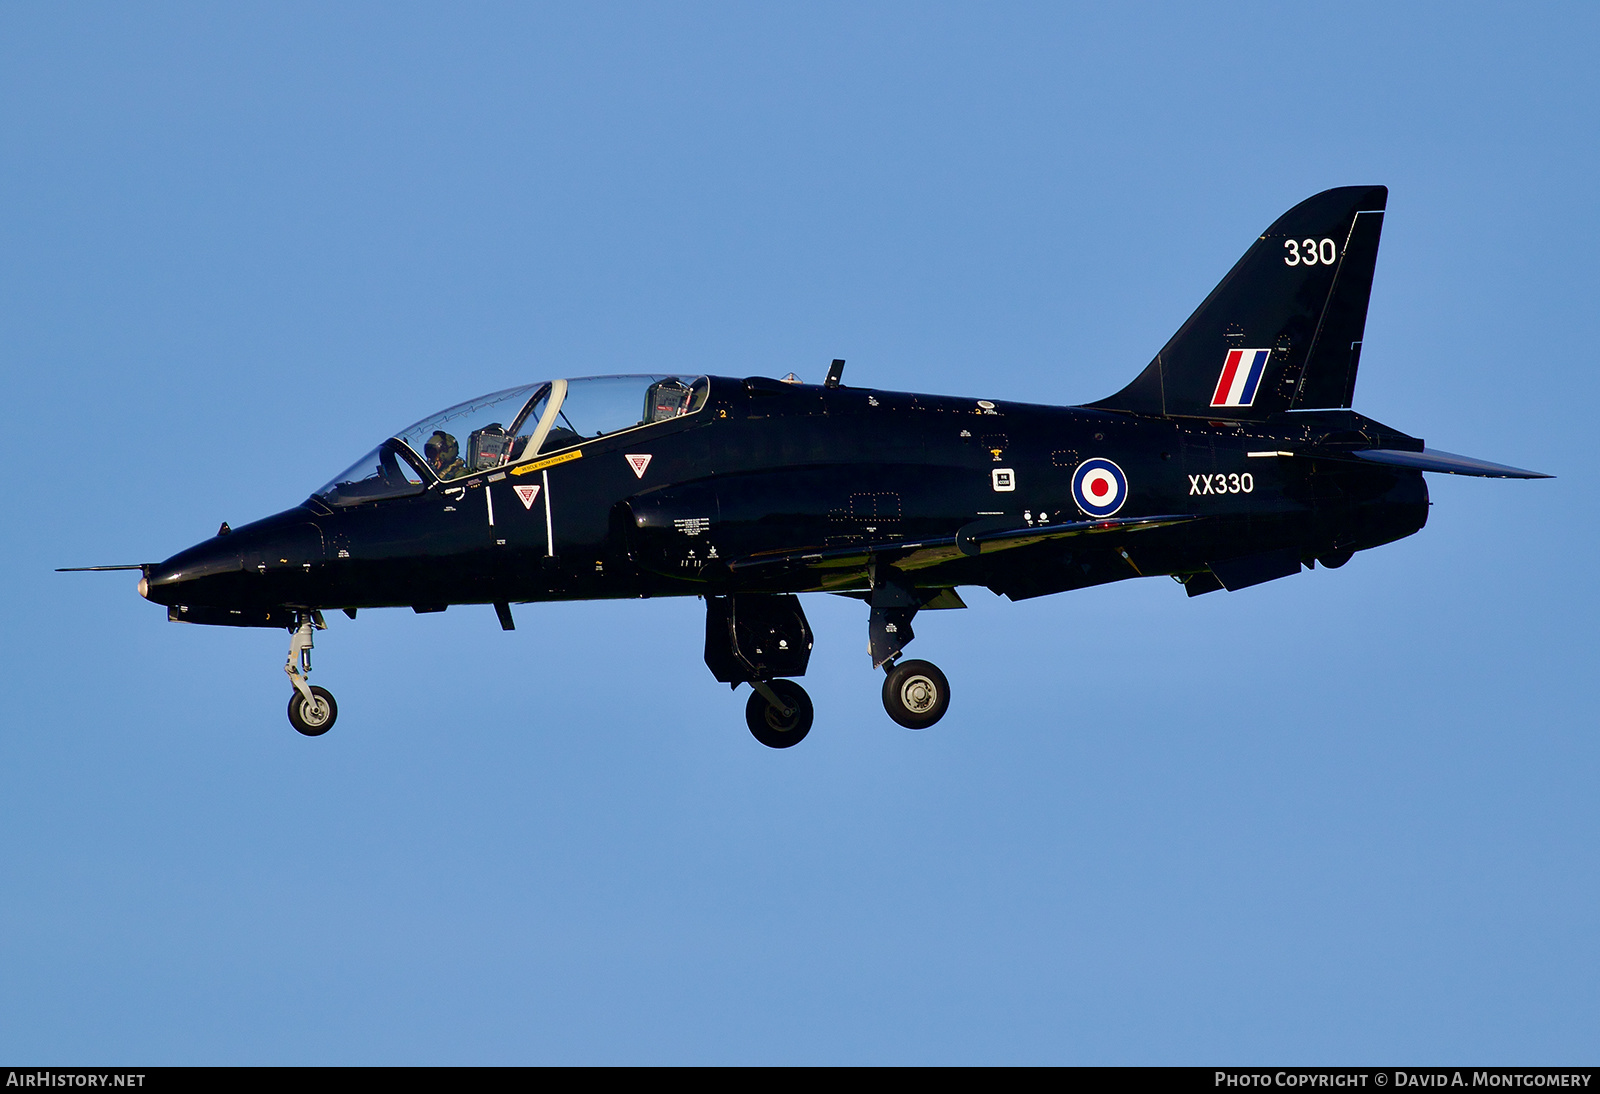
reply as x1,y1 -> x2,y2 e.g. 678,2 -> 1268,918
625,454 -> 652,478
513,484 -> 541,509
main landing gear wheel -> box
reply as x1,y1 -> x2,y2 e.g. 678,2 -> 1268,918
882,659 -> 950,729
288,685 -> 338,736
745,679 -> 814,749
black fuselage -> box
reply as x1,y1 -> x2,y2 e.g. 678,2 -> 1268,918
142,375 -> 1428,623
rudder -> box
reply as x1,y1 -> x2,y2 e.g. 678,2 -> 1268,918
1092,186 -> 1388,419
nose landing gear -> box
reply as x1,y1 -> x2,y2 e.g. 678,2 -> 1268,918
288,684 -> 338,736
285,611 -> 337,736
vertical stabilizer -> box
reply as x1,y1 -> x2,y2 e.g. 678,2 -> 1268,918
1091,186 -> 1387,419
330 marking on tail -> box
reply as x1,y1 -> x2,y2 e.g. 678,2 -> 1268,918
1284,237 -> 1337,265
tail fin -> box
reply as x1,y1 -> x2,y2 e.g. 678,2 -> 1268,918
1092,186 -> 1387,420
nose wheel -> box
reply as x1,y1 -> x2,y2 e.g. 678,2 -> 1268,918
882,659 -> 950,729
745,679 -> 814,748
288,685 -> 338,736
284,611 -> 338,736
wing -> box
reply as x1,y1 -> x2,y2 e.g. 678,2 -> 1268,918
727,514 -> 1199,588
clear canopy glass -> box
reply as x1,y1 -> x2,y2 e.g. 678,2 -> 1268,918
313,439 -> 428,508
394,382 -> 548,482
313,375 -> 708,506
536,375 -> 707,454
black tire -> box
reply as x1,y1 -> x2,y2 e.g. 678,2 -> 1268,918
288,685 -> 338,736
744,679 -> 814,749
882,659 -> 950,729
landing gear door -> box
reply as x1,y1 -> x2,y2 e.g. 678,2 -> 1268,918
704,594 -> 813,683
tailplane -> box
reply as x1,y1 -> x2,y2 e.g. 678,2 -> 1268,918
1093,186 -> 1388,420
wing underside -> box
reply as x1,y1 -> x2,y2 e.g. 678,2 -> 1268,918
727,514 -> 1198,588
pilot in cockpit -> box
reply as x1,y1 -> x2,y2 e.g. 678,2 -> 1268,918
424,431 -> 468,480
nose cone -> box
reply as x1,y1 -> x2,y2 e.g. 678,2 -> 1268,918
143,535 -> 244,607
145,508 -> 326,608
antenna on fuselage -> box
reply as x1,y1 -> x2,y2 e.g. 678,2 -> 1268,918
824,359 -> 845,388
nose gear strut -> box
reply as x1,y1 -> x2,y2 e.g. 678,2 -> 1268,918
285,610 -> 337,736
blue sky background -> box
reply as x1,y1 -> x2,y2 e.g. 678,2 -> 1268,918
2,2 -> 1595,1064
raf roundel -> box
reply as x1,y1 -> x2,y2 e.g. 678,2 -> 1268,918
1071,457 -> 1128,518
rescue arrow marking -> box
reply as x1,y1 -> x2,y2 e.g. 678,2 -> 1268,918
510,449 -> 582,475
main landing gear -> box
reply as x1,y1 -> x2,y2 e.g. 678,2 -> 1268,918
881,658 -> 950,730
705,594 -> 817,749
745,679 -> 814,748
705,587 -> 953,748
869,573 -> 952,732
285,610 -> 337,736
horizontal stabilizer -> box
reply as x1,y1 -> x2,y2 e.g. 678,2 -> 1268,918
1353,448 -> 1551,479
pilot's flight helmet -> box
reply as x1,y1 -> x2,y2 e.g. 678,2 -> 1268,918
424,431 -> 459,462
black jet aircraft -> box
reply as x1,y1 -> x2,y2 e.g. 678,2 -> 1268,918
65,186 -> 1549,747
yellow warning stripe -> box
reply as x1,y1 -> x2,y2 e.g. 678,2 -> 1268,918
510,449 -> 583,475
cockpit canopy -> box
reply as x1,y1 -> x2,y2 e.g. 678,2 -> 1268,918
315,374 -> 709,507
